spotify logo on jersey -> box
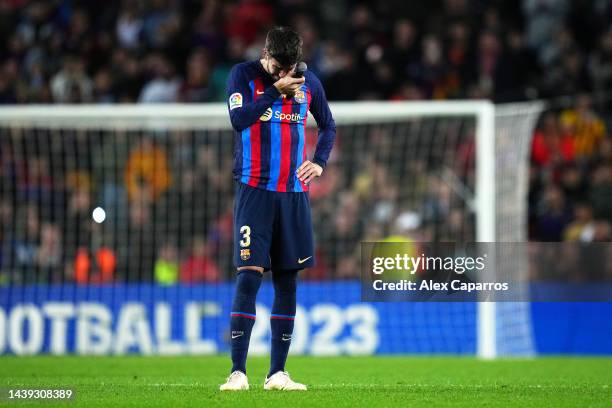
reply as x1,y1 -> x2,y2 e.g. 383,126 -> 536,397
274,111 -> 303,121
259,108 -> 304,123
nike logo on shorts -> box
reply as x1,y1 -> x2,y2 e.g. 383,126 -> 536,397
282,334 -> 292,341
297,256 -> 312,264
231,331 -> 244,339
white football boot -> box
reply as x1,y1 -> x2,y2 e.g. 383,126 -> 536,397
219,371 -> 249,391
263,371 -> 307,391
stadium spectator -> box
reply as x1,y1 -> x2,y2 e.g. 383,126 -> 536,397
111,50 -> 147,102
74,246 -> 117,285
122,192 -> 156,282
154,241 -> 179,285
535,185 -> 573,241
523,0 -> 570,65
559,164 -> 587,203
180,236 -> 220,283
93,69 -> 116,103
531,112 -> 575,166
116,1 -> 144,50
13,203 -> 40,282
95,247 -> 118,284
388,19 -> 419,77
559,95 -> 605,159
590,29 -> 612,105
73,248 -> 90,284
138,54 -> 180,103
408,35 -> 450,99
178,48 -> 214,102
564,203 -> 595,242
124,137 -> 172,202
50,56 -> 93,103
36,222 -> 62,282
589,164 -> 612,222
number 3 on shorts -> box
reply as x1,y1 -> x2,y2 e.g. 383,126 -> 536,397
239,225 -> 251,247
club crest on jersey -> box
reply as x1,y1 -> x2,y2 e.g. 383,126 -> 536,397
294,89 -> 306,103
229,92 -> 242,110
259,107 -> 272,121
240,249 -> 251,260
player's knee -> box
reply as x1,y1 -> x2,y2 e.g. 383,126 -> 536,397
234,268 -> 264,298
272,269 -> 298,294
237,266 -> 264,274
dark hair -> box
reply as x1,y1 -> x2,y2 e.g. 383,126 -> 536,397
264,26 -> 302,67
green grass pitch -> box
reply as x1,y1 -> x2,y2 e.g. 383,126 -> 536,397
1,356 -> 610,407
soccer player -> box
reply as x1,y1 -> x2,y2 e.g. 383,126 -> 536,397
220,26 -> 335,391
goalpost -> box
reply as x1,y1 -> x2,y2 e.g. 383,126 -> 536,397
327,101 -> 542,358
0,100 -> 542,358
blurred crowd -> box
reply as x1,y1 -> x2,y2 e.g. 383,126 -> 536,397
1,0 -> 612,103
1,0 -> 612,283
2,108 -> 608,284
529,97 -> 612,244
0,129 -> 234,284
0,120 -> 479,283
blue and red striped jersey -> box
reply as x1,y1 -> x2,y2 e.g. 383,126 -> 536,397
226,60 -> 336,192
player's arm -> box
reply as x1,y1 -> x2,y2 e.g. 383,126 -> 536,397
297,73 -> 336,184
227,65 -> 305,132
226,65 -> 280,132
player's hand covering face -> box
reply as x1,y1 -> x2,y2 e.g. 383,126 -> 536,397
263,51 -> 304,97
263,52 -> 296,80
296,160 -> 323,184
273,74 -> 305,96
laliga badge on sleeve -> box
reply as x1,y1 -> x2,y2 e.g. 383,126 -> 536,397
229,93 -> 243,110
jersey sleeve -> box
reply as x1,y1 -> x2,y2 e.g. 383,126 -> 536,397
307,73 -> 336,168
226,64 -> 281,132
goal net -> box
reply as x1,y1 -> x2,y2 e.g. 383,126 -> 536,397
0,101 -> 542,357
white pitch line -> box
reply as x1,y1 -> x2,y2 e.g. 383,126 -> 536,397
144,383 -> 609,390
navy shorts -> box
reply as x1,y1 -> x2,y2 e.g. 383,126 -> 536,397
233,182 -> 315,271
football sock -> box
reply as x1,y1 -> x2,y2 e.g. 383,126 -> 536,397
230,269 -> 262,374
269,269 -> 298,377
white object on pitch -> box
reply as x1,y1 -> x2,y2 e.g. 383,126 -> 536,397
92,207 -> 106,223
